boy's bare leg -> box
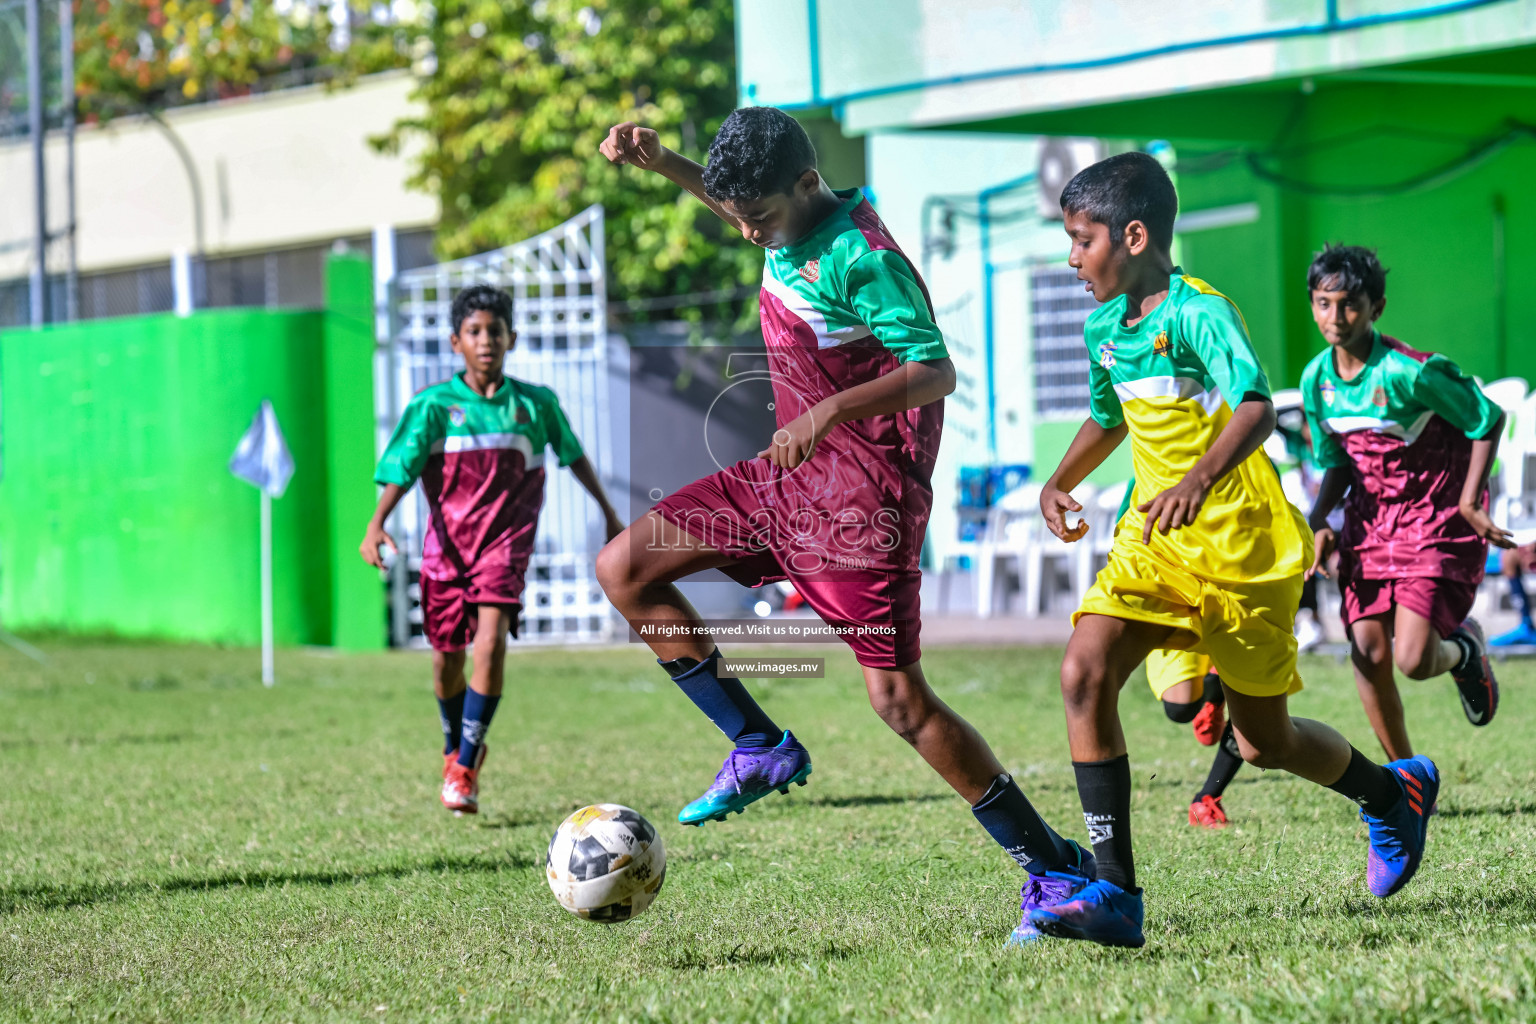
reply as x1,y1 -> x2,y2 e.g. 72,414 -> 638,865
1392,605 -> 1463,680
1221,689 -> 1351,784
595,510 -> 738,662
1349,615 -> 1413,760
1060,615 -> 1178,760
432,649 -> 467,699
1056,614 -> 1177,893
867,661 -> 1081,874
862,661 -> 1005,803
468,605 -> 514,697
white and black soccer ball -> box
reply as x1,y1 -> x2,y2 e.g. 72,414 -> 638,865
545,804 -> 665,923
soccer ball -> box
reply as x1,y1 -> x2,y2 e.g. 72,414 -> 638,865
545,804 -> 666,923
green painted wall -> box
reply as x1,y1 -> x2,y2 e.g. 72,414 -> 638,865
0,252 -> 385,648
0,309 -> 332,644
322,253 -> 388,651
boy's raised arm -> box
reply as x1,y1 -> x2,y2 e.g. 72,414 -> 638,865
599,122 -> 741,232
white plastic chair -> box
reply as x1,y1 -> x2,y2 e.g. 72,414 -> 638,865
1482,377 -> 1528,415
975,483 -> 1042,619
1073,479 -> 1129,600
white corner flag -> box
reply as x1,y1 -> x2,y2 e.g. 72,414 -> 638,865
230,401 -> 294,687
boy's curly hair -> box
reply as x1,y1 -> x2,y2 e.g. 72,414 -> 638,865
1059,151 -> 1178,253
451,284 -> 514,336
702,107 -> 818,202
1307,244 -> 1388,304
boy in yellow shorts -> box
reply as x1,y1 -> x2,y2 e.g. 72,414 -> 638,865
1027,153 -> 1439,949
1146,650 -> 1243,828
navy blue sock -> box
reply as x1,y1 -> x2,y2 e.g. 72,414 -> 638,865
457,688 -> 500,767
660,649 -> 781,749
1511,572 -> 1531,627
437,689 -> 466,756
970,773 -> 1080,875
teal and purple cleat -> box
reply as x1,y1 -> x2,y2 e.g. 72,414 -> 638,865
678,731 -> 812,826
1364,755 -> 1439,898
1028,878 -> 1146,948
1005,841 -> 1096,947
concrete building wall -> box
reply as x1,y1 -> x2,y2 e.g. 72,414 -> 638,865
0,71 -> 435,279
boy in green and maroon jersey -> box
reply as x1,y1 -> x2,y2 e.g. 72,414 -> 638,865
361,285 -> 624,815
1302,245 -> 1508,762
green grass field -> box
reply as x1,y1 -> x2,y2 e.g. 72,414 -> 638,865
2,639 -> 1534,1023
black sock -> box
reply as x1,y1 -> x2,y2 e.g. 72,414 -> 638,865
1162,698 -> 1201,723
1324,747 -> 1404,817
1196,723 -> 1243,800
970,773 -> 1080,875
1073,755 -> 1136,891
1448,633 -> 1475,674
660,648 -> 782,749
1510,572 -> 1532,626
1201,671 -> 1225,706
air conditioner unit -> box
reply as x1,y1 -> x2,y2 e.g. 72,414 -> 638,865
1037,138 -> 1106,220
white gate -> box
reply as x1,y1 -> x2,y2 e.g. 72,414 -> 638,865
379,206 -> 614,647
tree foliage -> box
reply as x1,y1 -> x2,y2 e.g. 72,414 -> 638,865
375,0 -> 758,314
72,0 -> 411,121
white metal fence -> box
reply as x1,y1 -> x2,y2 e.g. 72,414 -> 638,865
378,205 -> 614,647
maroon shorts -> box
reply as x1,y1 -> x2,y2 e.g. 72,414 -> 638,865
420,574 -> 522,652
1342,575 -> 1476,639
652,468 -> 923,669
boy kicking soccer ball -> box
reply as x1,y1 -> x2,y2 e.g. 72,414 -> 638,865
1301,245 -> 1507,762
596,108 -> 1097,944
1035,154 -> 1439,949
361,285 -> 623,814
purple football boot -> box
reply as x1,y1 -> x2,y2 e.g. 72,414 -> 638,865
678,731 -> 812,826
1006,841 -> 1096,946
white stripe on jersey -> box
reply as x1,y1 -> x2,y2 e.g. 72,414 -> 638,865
1321,410 -> 1435,444
761,266 -> 873,349
1112,376 -> 1225,416
431,432 -> 537,460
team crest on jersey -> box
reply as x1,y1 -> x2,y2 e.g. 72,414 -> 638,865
798,259 -> 821,283
1372,386 -> 1388,408
447,405 -> 466,426
1153,331 -> 1171,357
1320,379 -> 1335,406
515,405 -> 531,425
1098,341 -> 1117,369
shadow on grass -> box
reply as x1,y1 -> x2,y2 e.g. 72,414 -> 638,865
667,939 -> 860,971
476,812 -> 552,830
0,731 -> 195,751
1434,801 -> 1536,819
2,851 -> 535,916
805,793 -> 951,809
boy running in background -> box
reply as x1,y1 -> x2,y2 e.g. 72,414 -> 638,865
596,107 -> 1094,946
1035,154 -> 1438,949
1302,245 -> 1507,763
1147,652 -> 1244,828
361,285 -> 624,815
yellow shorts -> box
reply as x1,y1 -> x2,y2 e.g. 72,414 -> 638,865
1145,649 -> 1211,700
1074,542 -> 1304,699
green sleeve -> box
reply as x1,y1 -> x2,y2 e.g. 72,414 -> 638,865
1178,294 -> 1271,404
1300,366 -> 1350,470
1116,477 -> 1134,521
1087,357 -> 1124,429
844,249 -> 949,363
1413,355 -> 1502,440
539,389 -> 585,468
375,393 -> 440,487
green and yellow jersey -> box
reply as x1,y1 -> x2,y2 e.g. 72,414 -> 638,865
1084,270 -> 1310,584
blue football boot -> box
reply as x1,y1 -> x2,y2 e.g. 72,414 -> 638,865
1364,755 -> 1439,898
1029,878 -> 1146,948
1005,841 -> 1096,946
678,731 -> 812,826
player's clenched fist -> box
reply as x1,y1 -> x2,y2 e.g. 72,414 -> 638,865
1040,483 -> 1089,543
600,122 -> 663,169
